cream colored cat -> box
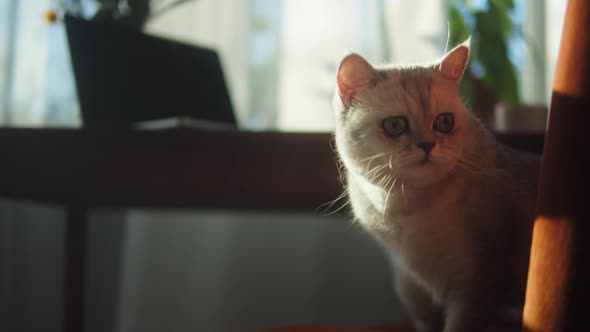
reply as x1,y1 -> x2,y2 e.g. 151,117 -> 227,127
333,40 -> 539,332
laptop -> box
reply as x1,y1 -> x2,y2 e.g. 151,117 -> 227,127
64,15 -> 237,128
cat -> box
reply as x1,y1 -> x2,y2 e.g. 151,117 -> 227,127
332,39 -> 540,332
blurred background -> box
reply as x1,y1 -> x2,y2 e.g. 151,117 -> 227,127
0,0 -> 563,131
0,1 -> 565,332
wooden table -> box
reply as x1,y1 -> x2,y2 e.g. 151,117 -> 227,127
0,127 -> 545,332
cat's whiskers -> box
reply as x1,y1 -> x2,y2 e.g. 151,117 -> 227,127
458,153 -> 486,170
375,176 -> 393,225
376,176 -> 393,198
457,160 -> 484,172
364,164 -> 389,183
359,153 -> 386,163
453,156 -> 480,170
381,174 -> 397,224
336,159 -> 347,186
344,216 -> 359,230
401,183 -> 407,203
369,162 -> 401,191
320,199 -> 352,216
440,147 -> 487,173
317,188 -> 350,216
361,153 -> 386,173
343,162 -> 397,217
456,148 -> 487,166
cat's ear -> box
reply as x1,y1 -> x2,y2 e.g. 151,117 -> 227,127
337,53 -> 378,106
439,38 -> 470,81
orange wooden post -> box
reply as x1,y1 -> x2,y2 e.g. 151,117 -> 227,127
522,0 -> 590,331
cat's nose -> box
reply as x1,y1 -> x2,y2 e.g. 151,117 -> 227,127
417,141 -> 435,154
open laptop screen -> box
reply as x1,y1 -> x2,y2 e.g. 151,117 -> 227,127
65,15 -> 236,127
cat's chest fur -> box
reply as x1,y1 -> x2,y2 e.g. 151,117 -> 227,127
347,170 -> 505,298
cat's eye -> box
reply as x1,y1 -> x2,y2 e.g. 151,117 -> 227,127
382,116 -> 409,137
434,113 -> 455,133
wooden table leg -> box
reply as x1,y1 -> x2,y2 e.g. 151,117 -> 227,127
64,206 -> 88,332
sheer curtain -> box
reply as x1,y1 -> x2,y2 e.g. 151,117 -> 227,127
0,1 -> 77,332
277,0 -> 446,131
0,0 -> 79,127
0,0 -> 567,129
145,0 -> 446,132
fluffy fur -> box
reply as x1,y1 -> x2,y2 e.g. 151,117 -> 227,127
333,40 -> 540,332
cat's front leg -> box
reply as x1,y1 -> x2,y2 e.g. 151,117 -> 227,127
393,270 -> 443,332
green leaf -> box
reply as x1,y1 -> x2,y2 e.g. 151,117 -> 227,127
449,6 -> 471,47
459,74 -> 475,105
492,0 -> 514,10
490,0 -> 513,33
473,6 -> 520,102
475,4 -> 511,36
449,0 -> 520,103
251,16 -> 271,32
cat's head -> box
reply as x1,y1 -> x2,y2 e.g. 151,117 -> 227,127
334,40 -> 471,189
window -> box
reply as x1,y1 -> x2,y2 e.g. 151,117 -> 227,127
0,0 -> 79,126
0,0 -> 567,131
147,0 -> 447,131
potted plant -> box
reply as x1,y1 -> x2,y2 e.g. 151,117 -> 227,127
448,0 -> 547,131
53,0 -> 193,30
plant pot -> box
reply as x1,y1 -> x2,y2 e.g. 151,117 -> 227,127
490,103 -> 548,133
469,76 -> 499,126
